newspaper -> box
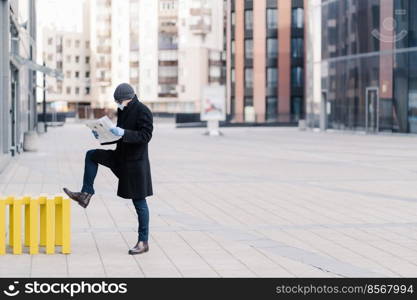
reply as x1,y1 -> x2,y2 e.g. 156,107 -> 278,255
85,116 -> 120,144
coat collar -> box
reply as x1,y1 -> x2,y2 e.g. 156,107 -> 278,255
117,95 -> 139,125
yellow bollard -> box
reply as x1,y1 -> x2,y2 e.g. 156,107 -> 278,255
45,197 -> 55,254
9,200 -> 13,247
12,198 -> 22,255
61,198 -> 71,254
29,197 -> 40,254
55,196 -> 63,246
0,195 -> 70,255
24,196 -> 31,247
0,197 -> 5,255
39,196 -> 46,247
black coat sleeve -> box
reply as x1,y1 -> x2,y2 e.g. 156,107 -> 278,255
100,140 -> 120,146
122,107 -> 153,144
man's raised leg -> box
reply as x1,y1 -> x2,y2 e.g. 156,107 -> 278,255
63,149 -> 114,208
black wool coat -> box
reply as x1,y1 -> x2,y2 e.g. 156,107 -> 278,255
102,96 -> 153,199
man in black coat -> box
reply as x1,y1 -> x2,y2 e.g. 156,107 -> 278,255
63,83 -> 153,255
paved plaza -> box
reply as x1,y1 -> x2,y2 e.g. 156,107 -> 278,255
1,121 -> 417,277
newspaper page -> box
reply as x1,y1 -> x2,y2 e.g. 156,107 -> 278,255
86,116 -> 120,144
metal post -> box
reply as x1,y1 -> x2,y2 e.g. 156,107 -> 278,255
42,62 -> 47,133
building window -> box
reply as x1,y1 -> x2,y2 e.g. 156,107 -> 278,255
292,8 -> 304,29
66,55 -> 71,63
231,40 -> 235,54
267,38 -> 278,59
75,40 -> 80,48
266,97 -> 277,121
48,38 -> 53,45
244,97 -> 253,107
231,11 -> 236,26
245,10 -> 253,31
85,41 -> 90,48
291,67 -> 303,87
85,56 -> 90,64
231,68 -> 235,83
47,54 -> 53,61
85,87 -> 90,95
66,87 -> 71,94
85,71 -> 90,78
245,68 -> 253,88
266,8 -> 277,30
245,39 -> 253,59
65,39 -> 72,47
75,71 -> 80,78
66,71 -> 71,78
75,56 -> 80,63
267,68 -> 278,88
291,97 -> 302,120
291,38 -> 304,58
75,87 -> 80,95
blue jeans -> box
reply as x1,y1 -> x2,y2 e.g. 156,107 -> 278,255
81,150 -> 99,195
81,150 -> 149,242
132,199 -> 150,242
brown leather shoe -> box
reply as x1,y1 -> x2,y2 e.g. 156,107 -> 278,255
63,187 -> 92,208
128,241 -> 149,255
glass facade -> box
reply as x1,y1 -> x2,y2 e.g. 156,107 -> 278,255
245,10 -> 253,31
245,39 -> 253,59
312,0 -> 417,133
291,38 -> 304,58
292,8 -> 304,28
267,8 -> 278,30
267,38 -> 278,58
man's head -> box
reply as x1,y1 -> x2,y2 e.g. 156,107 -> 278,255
114,83 -> 135,109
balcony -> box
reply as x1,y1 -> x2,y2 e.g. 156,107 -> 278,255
209,59 -> 223,67
96,61 -> 111,68
158,92 -> 177,98
158,77 -> 178,84
97,30 -> 111,38
190,7 -> 211,16
158,60 -> 178,66
130,61 -> 139,68
97,45 -> 111,54
97,77 -> 111,84
189,19 -> 211,35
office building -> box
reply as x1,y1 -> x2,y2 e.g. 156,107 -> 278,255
307,0 -> 417,133
227,0 -> 307,123
0,0 -> 38,169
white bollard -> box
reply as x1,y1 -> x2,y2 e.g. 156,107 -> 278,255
298,119 -> 307,131
23,131 -> 39,152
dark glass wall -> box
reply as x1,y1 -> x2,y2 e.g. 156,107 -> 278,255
321,0 -> 417,132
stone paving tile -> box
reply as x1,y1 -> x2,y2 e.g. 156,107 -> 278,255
1,123 -> 417,277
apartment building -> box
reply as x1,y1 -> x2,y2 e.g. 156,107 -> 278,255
129,0 -> 140,93
138,0 -> 226,114
86,0 -> 130,109
227,0 -> 307,123
42,28 -> 91,112
42,0 -> 226,114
